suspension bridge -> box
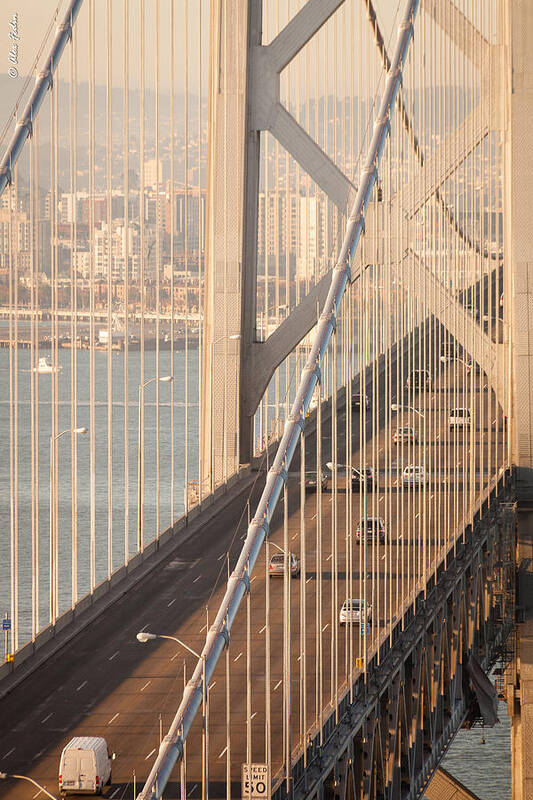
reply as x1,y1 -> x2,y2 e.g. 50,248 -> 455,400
0,1 -> 530,798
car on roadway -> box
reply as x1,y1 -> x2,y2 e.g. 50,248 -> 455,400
304,470 -> 328,492
449,407 -> 471,428
355,516 -> 385,544
268,551 -> 300,578
392,426 -> 417,445
339,598 -> 372,625
402,465 -> 428,487
324,464 -> 375,491
351,393 -> 370,411
405,369 -> 431,390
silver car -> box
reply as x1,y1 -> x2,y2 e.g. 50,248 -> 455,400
339,599 -> 372,625
268,552 -> 300,578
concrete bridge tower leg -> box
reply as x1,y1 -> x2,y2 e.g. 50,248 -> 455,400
502,1 -> 533,797
200,1 -> 262,491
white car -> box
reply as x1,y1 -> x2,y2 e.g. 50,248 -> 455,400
402,465 -> 428,487
449,407 -> 471,428
393,426 -> 416,444
339,599 -> 372,626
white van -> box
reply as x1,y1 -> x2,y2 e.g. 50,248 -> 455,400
449,407 -> 471,428
59,737 -> 113,795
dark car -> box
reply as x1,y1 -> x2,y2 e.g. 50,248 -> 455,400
355,517 -> 385,544
304,470 -> 328,492
405,369 -> 431,390
324,464 -> 375,491
351,393 -> 370,410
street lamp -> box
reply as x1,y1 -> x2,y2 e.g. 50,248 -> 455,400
440,355 -> 472,371
137,376 -> 173,552
137,632 -> 208,800
391,403 -> 425,418
209,334 -> 240,493
0,772 -> 58,800
50,427 -> 88,623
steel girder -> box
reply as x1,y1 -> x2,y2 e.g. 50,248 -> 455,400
272,472 -> 516,800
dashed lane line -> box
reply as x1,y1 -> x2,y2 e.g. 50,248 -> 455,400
3,747 -> 15,758
145,749 -> 156,760
234,652 -> 243,662
108,650 -> 120,661
167,599 -> 176,607
259,625 -> 266,634
76,681 -> 87,692
273,680 -> 282,691
140,681 -> 151,692
41,713 -> 53,724
187,784 -> 198,797
107,713 -> 120,725
219,747 -> 228,759
193,575 -> 202,583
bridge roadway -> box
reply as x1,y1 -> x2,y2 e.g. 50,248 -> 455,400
0,362 -> 504,799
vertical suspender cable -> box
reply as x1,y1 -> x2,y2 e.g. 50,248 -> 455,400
106,0 -> 113,578
88,0 -> 96,594
123,0 -> 130,562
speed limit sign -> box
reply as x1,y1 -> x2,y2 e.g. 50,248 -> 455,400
241,763 -> 270,800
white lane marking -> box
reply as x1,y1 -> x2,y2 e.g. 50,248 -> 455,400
274,680 -> 282,690
259,625 -> 266,634
380,496 -> 384,502
381,554 -> 386,560
139,623 -> 149,632
436,434 -> 440,440
379,447 -> 383,453
3,747 -> 15,758
76,681 -> 87,692
145,748 -> 156,760
430,494 -> 434,500
33,792 -> 43,799
399,534 -> 403,539
109,789 -> 121,799
326,554 -> 332,561
193,575 -> 202,583
251,712 -> 257,719
219,746 -> 228,759
322,623 -> 329,632
187,784 -> 198,797
108,650 -> 120,661
200,624 -> 207,633
311,514 -> 317,520
167,599 -> 176,607
306,576 -> 313,584
234,652 -> 243,662
415,513 -> 419,519
209,682 -> 216,690
107,713 -> 120,725
170,653 -> 180,662
140,680 -> 152,692
218,553 -> 226,561
41,712 -> 53,723
251,576 -> 256,583
292,533 -> 298,540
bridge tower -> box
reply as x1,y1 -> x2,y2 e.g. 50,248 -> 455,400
502,1 -> 533,798
201,0 -> 349,489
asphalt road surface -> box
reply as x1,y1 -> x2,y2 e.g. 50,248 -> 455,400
0,361 -> 505,800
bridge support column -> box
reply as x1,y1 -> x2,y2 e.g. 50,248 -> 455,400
201,0 -> 351,486
201,0 -> 261,489
503,2 -> 533,798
